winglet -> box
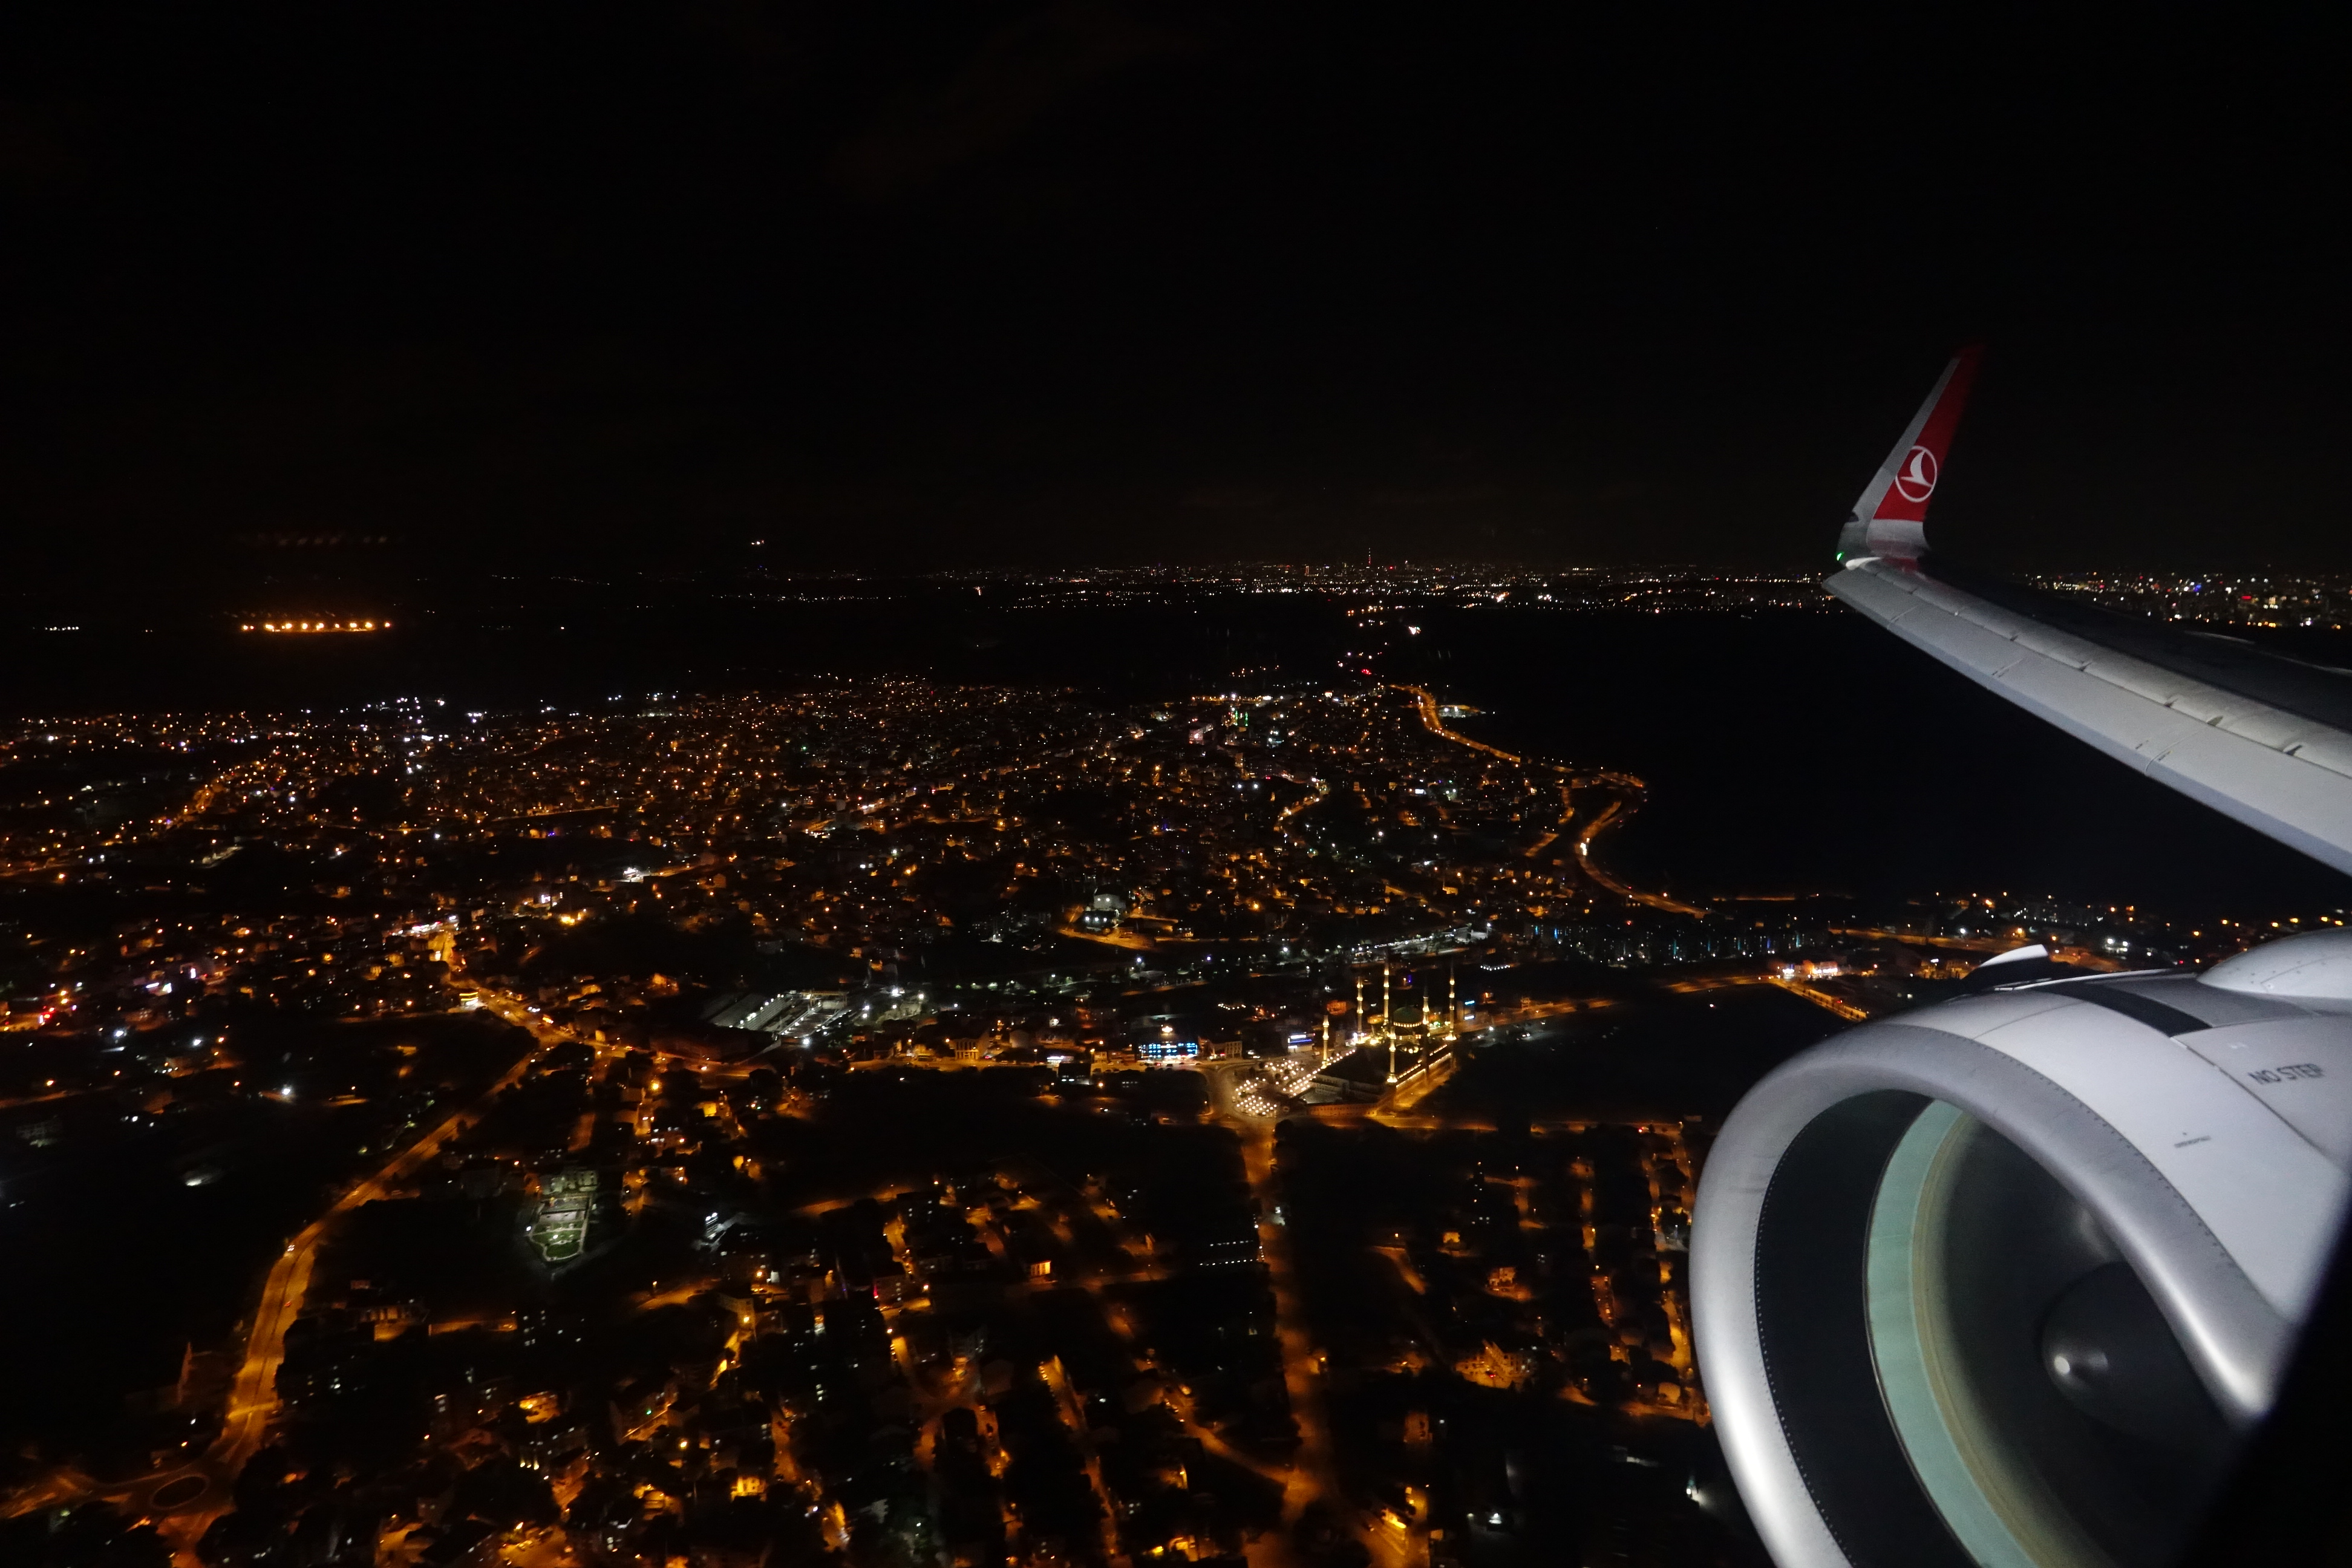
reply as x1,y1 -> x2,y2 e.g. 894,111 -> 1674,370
1835,345 -> 1984,564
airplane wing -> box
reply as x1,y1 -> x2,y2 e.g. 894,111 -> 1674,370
1823,352 -> 2352,878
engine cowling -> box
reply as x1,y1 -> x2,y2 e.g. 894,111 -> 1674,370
1691,930 -> 2352,1568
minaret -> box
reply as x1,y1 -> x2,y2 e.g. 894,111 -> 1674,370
1354,972 -> 1365,1046
1383,962 -> 1397,1083
1448,965 -> 1458,1039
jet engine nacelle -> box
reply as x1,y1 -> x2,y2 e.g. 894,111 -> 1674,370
1692,930 -> 2352,1568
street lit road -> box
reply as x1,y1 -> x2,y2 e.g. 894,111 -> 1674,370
1829,925 -> 2013,953
1393,680 -> 1704,922
1763,974 -> 1870,1021
157,987 -> 558,1563
1568,795 -> 1711,918
1669,969 -> 1872,1022
1195,1057 -> 1354,1559
1393,684 -> 1523,765
1237,1124 -> 1343,1536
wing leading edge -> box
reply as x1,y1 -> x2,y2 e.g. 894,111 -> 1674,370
1823,354 -> 2352,878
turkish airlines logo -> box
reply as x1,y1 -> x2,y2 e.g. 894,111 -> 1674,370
1893,445 -> 1938,503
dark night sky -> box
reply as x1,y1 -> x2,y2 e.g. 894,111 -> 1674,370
2,3 -> 2343,580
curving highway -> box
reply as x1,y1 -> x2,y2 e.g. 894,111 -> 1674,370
152,989 -> 557,1563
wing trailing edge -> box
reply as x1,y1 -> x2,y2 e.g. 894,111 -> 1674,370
1826,560 -> 2352,877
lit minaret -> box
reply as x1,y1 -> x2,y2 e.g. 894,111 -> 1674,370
1354,972 -> 1365,1045
1383,961 -> 1397,1083
1448,965 -> 1458,1039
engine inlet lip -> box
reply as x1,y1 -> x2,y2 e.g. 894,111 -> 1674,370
1691,1014 -> 2296,1568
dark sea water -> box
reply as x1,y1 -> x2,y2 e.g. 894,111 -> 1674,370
10,584 -> 2346,923
1391,607 -> 2352,923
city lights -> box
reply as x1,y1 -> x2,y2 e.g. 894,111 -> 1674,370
2,630 -> 2320,1568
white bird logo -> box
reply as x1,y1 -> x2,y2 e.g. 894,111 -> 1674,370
1893,444 -> 1938,503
